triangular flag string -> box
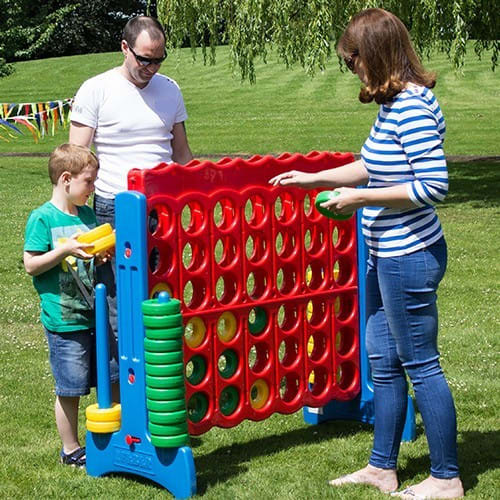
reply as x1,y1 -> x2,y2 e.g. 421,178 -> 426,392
0,98 -> 73,142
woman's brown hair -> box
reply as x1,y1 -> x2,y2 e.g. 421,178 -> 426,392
337,8 -> 436,104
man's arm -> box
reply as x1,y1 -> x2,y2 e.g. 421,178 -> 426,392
171,121 -> 193,165
69,121 -> 95,147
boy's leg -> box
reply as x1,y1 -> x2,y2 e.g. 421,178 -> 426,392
55,395 -> 81,454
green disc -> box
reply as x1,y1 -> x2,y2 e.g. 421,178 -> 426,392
315,191 -> 353,220
149,421 -> 188,436
145,350 -> 183,365
142,298 -> 181,316
146,386 -> 185,401
146,374 -> 185,389
186,355 -> 207,386
143,313 -> 183,329
248,306 -> 267,335
147,398 -> 185,412
187,392 -> 209,423
145,362 -> 184,377
151,433 -> 189,448
219,386 -> 239,416
218,349 -> 238,379
144,337 -> 183,353
145,326 -> 184,340
148,410 -> 187,425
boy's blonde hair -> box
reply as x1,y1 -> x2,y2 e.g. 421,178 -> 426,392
48,143 -> 98,185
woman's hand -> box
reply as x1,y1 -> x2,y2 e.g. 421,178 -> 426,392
269,170 -> 319,188
319,187 -> 365,214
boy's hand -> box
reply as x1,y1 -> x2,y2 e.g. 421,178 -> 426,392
63,234 -> 94,259
95,247 -> 115,265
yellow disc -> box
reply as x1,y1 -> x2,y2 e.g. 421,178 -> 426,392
250,379 -> 269,409
87,233 -> 116,255
306,300 -> 313,321
77,223 -> 113,244
217,311 -> 237,343
185,316 -> 206,348
86,419 -> 121,433
150,282 -> 173,299
85,403 -> 121,422
307,336 -> 314,356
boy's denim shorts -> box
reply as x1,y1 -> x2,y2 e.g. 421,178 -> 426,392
45,328 -> 119,397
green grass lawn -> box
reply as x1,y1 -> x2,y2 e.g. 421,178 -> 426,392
0,46 -> 499,498
0,45 -> 498,156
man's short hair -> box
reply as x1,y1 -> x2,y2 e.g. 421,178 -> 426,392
122,16 -> 166,48
48,143 -> 98,185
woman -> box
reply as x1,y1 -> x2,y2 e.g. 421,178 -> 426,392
270,8 -> 464,499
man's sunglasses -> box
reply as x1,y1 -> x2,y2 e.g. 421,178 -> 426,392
344,51 -> 359,72
128,45 -> 167,66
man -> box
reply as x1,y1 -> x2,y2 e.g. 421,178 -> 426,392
70,15 -> 193,339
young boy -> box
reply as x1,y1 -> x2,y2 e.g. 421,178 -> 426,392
23,143 -> 119,468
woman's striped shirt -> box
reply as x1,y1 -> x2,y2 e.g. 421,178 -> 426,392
360,85 -> 448,257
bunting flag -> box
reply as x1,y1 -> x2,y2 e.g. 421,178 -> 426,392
0,98 -> 73,143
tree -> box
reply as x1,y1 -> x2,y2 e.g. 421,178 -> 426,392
155,0 -> 499,82
0,1 -> 148,62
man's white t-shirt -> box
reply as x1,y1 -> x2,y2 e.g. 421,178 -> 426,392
71,68 -> 188,198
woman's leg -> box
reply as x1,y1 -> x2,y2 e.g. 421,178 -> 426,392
377,239 -> 463,497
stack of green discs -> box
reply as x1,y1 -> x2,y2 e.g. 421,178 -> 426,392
142,293 -> 189,448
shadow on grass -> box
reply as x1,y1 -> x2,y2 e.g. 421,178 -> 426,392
443,161 -> 500,208
195,419 -> 371,494
397,429 -> 500,493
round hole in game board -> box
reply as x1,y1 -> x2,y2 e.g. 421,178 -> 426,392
181,201 -> 205,235
219,385 -> 239,416
275,230 -> 297,259
309,366 -> 329,397
150,282 -> 173,299
245,194 -> 267,229
148,205 -> 174,238
213,198 -> 237,231
217,311 -> 238,343
247,269 -> 270,301
182,242 -> 193,269
186,355 -> 207,385
216,273 -> 240,305
337,361 -> 357,390
333,224 -> 352,252
187,392 -> 208,423
246,233 -> 269,264
274,192 -> 297,224
148,247 -> 161,274
277,265 -> 298,295
248,342 -> 270,373
304,225 -> 326,256
306,261 -> 326,291
278,336 -> 299,367
307,331 -> 328,362
332,226 -> 339,247
185,317 -> 207,348
248,306 -> 268,336
279,373 -> 300,402
335,294 -> 355,322
218,349 -> 239,379
277,303 -> 299,332
336,327 -> 356,356
306,300 -> 327,328
333,256 -> 353,286
303,193 -> 312,217
183,278 -> 207,310
214,235 -> 238,268
250,379 -> 270,409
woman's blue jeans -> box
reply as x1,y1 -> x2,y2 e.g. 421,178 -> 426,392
365,237 -> 459,478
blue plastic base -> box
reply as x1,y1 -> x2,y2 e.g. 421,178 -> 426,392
86,430 -> 196,499
303,393 -> 416,442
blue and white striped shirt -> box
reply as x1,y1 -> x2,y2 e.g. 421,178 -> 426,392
361,85 -> 448,257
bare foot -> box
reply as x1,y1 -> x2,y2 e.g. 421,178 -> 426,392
328,464 -> 398,493
391,475 -> 464,499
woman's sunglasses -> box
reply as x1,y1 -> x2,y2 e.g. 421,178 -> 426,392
129,45 -> 167,66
